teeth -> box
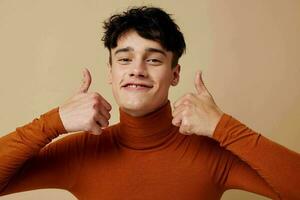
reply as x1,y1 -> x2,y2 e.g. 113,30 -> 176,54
128,84 -> 142,88
125,84 -> 151,88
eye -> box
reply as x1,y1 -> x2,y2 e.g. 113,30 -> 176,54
117,58 -> 131,65
147,59 -> 162,65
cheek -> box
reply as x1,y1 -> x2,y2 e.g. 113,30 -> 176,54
155,75 -> 172,93
157,69 -> 173,84
110,70 -> 121,92
111,68 -> 123,83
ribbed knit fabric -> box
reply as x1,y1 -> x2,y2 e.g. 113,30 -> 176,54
0,100 -> 299,199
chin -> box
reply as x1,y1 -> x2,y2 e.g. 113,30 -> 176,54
122,99 -> 151,109
118,98 -> 157,116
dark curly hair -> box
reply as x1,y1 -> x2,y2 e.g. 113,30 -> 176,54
102,6 -> 186,68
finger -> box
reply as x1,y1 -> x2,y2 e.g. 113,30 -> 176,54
172,104 -> 186,118
172,113 -> 182,127
179,125 -> 190,135
100,98 -> 112,111
78,68 -> 92,94
173,98 -> 182,109
179,125 -> 186,134
178,119 -> 192,135
194,70 -> 207,94
93,93 -> 112,111
94,114 -> 109,128
173,97 -> 187,109
96,105 -> 111,121
90,123 -> 103,135
173,94 -> 197,109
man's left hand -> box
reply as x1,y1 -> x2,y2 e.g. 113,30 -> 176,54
172,71 -> 224,137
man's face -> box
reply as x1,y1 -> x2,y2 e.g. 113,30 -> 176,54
108,30 -> 180,117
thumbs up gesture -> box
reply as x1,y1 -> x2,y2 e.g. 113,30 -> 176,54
172,71 -> 224,137
58,68 -> 112,135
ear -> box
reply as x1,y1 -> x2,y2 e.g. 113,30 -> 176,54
171,64 -> 180,86
107,63 -> 112,84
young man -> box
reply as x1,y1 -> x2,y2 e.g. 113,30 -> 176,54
0,6 -> 299,200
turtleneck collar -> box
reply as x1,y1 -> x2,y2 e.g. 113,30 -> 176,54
116,100 -> 178,150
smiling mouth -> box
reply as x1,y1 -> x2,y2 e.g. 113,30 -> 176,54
122,83 -> 153,91
123,84 -> 152,88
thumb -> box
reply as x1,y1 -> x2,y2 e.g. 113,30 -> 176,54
194,70 -> 207,94
77,68 -> 92,93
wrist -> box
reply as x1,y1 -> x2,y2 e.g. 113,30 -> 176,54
41,107 -> 68,136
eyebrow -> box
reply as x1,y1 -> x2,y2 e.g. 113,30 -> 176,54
114,47 -> 134,55
145,48 -> 167,57
114,47 -> 167,57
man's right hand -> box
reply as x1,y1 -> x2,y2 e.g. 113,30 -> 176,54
58,68 -> 112,135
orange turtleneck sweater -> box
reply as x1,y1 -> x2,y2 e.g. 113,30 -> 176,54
0,101 -> 299,199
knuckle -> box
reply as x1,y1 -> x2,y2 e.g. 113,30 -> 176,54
183,99 -> 191,105
92,97 -> 99,104
92,100 -> 101,112
185,93 -> 194,99
92,103 -> 98,110
91,98 -> 100,106
90,92 -> 100,99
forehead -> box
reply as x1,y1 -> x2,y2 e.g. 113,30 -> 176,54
111,30 -> 172,57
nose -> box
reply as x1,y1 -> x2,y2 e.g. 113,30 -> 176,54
129,60 -> 148,78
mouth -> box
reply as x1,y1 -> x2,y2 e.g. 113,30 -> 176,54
123,83 -> 152,88
122,83 -> 153,91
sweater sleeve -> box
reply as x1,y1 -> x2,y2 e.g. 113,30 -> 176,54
212,113 -> 300,200
0,107 -> 78,196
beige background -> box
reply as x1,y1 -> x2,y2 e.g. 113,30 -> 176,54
0,0 -> 299,199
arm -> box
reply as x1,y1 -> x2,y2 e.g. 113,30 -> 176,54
172,71 -> 300,199
213,113 -> 300,199
0,68 -> 112,196
0,107 -> 68,195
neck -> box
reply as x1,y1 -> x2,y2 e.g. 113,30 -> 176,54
116,100 -> 178,150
